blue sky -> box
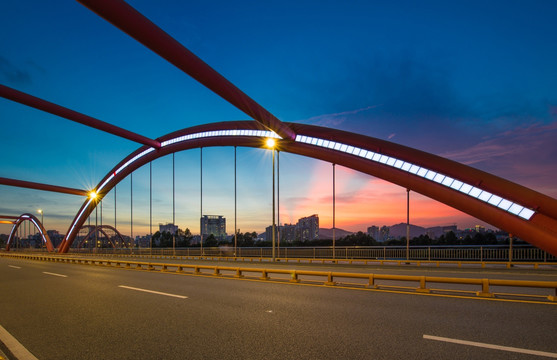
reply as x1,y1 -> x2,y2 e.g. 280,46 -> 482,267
1,0 -> 556,236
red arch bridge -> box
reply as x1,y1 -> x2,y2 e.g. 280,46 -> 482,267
1,0 -> 556,257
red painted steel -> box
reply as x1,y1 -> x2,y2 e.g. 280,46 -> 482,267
0,84 -> 161,149
6,213 -> 54,252
58,121 -> 557,256
0,177 -> 89,197
76,0 -> 296,141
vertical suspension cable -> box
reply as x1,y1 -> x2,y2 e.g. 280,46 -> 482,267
200,147 -> 203,254
150,161 -> 152,255
272,148 -> 275,262
131,172 -> 133,253
406,189 -> 410,261
173,152 -> 176,256
277,150 -> 280,257
234,146 -> 237,257
333,163 -> 336,260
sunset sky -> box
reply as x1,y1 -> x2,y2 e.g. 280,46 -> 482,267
1,0 -> 556,237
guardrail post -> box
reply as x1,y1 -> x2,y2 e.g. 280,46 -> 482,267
136,263 -> 142,270
290,271 -> 300,283
176,265 -> 183,273
416,276 -> 430,293
235,268 -> 243,278
476,279 -> 494,298
260,270 -> 269,280
366,274 -> 377,289
324,272 -> 335,286
548,289 -> 556,302
161,264 -> 168,272
213,267 -> 221,276
194,266 -> 200,275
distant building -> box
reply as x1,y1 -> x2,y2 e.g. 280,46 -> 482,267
298,214 -> 319,241
379,226 -> 390,242
200,215 -> 226,240
367,226 -> 379,240
426,225 -> 457,239
266,215 -> 319,243
159,223 -> 178,235
279,224 -> 297,242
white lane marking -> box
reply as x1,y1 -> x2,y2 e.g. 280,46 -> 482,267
42,271 -> 67,278
118,285 -> 188,299
8,265 -> 21,269
0,324 -> 39,360
424,334 -> 557,358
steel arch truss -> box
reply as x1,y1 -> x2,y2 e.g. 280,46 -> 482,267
6,213 -> 54,252
75,225 -> 128,249
58,121 -> 557,256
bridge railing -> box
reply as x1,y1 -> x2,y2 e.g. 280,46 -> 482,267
2,252 -> 556,302
51,244 -> 557,262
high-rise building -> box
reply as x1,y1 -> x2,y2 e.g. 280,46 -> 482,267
200,215 -> 226,240
159,223 -> 178,235
297,214 -> 319,241
367,226 -> 379,240
265,215 -> 319,243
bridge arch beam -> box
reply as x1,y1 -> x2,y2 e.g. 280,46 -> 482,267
58,121 -> 557,256
6,213 -> 54,252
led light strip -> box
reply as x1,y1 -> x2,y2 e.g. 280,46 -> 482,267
8,215 -> 48,246
72,129 -> 281,238
295,135 -> 535,221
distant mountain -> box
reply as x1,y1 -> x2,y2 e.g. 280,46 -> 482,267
388,223 -> 426,238
319,228 -> 353,239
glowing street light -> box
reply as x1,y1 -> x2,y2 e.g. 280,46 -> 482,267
37,209 -> 43,224
265,137 -> 276,149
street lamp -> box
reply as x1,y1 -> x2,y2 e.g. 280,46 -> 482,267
265,138 -> 276,261
37,209 -> 43,225
38,209 -> 44,251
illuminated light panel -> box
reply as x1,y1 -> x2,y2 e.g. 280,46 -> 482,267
488,195 -> 503,207
468,187 -> 482,198
425,171 -> 436,180
450,180 -> 464,191
294,134 -> 536,221
417,168 -> 428,177
441,176 -> 454,187
518,208 -> 535,220
433,174 -> 445,183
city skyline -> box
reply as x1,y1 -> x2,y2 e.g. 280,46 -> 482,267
1,1 -> 556,237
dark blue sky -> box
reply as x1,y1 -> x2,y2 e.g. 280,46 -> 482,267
1,0 -> 556,234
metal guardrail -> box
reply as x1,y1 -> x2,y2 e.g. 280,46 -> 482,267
28,251 -> 557,270
2,253 -> 556,303
50,245 -> 556,262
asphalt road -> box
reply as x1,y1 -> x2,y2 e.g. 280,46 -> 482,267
1,257 -> 556,359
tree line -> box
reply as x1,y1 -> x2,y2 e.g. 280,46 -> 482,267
150,229 -> 517,248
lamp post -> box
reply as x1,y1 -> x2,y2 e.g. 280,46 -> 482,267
406,189 -> 410,261
89,191 -> 98,251
38,209 -> 44,251
265,138 -> 276,261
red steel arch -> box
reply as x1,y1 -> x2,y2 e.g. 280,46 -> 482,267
58,121 -> 557,256
76,225 -> 128,249
6,213 -> 54,252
